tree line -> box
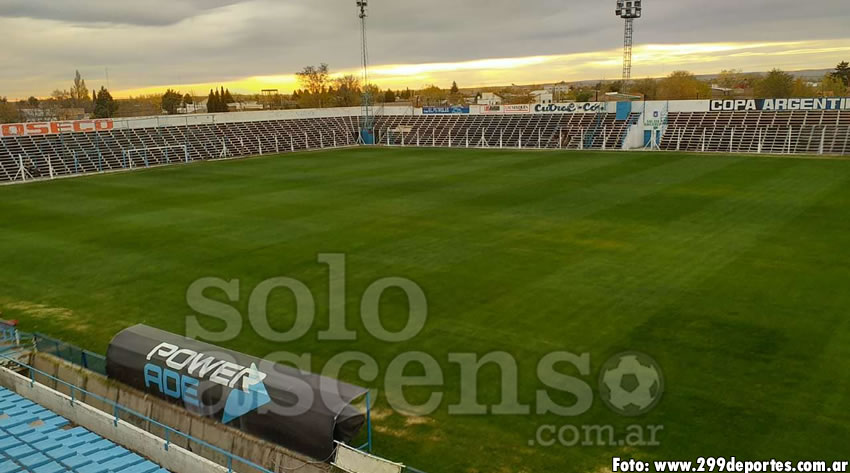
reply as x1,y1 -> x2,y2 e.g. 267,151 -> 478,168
3,62 -> 849,123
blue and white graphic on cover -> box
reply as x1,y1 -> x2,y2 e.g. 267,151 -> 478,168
144,343 -> 272,423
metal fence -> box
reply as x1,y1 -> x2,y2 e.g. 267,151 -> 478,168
0,322 -> 429,473
33,332 -> 107,375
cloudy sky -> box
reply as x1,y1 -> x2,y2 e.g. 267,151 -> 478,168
1,0 -> 848,99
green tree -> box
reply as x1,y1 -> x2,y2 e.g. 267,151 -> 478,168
0,97 -> 20,123
214,89 -> 223,112
384,89 -> 396,103
657,71 -> 711,99
832,61 -> 850,86
223,88 -> 235,105
820,74 -> 847,97
161,89 -> 182,115
183,94 -> 194,106
332,75 -> 361,107
606,80 -> 623,93
296,64 -> 330,108
716,69 -> 746,89
450,81 -> 459,94
754,69 -> 795,98
207,89 -> 217,113
26,96 -> 39,108
93,87 -> 117,118
630,78 -> 658,100
791,79 -> 817,98
70,70 -> 89,108
574,90 -> 594,102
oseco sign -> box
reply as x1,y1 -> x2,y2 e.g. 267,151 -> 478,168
106,324 -> 368,460
0,119 -> 114,137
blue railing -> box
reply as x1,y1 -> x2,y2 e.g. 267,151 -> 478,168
0,352 -> 282,473
0,322 -> 425,473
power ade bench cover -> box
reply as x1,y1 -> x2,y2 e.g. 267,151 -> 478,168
106,324 -> 368,461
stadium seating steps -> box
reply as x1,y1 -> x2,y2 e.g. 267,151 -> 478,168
0,387 -> 169,473
2,109 -> 847,184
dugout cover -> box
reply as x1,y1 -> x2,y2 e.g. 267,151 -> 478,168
106,324 -> 367,461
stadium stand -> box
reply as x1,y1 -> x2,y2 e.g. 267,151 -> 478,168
660,110 -> 850,154
375,112 -> 640,149
1,100 -> 848,185
0,387 -> 169,473
0,116 -> 360,182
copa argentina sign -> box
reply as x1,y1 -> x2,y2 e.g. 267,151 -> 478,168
0,119 -> 114,137
534,102 -> 607,113
710,98 -> 850,112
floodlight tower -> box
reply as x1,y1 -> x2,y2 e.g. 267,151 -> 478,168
615,0 -> 642,93
357,0 -> 374,143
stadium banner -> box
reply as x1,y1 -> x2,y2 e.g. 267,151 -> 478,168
483,104 -> 530,114
0,118 -> 113,137
709,98 -> 850,112
533,102 -> 607,113
422,105 -> 470,114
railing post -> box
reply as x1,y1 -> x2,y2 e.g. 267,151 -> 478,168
416,129 -> 420,147
165,430 -> 170,451
819,128 -> 826,155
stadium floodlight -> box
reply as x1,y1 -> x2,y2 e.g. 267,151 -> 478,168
357,0 -> 373,142
615,0 -> 642,92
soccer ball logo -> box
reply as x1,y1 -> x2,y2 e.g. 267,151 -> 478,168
599,352 -> 664,416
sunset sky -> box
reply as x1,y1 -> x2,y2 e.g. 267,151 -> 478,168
0,0 -> 848,99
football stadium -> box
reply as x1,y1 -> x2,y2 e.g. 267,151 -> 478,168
0,1 -> 849,473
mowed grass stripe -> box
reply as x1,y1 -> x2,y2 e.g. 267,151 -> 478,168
1,148 -> 849,473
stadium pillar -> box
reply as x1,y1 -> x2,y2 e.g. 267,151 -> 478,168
730,128 -> 734,153
757,129 -> 763,154
701,129 -> 706,153
448,129 -> 452,148
387,129 -> 390,146
416,129 -> 420,147
433,132 -> 436,147
275,136 -> 279,153
334,130 -> 337,148
291,135 -> 295,152
518,132 -> 522,149
579,129 -> 584,150
259,138 -> 263,155
305,132 -> 309,149
401,130 -> 405,146
787,127 -> 793,154
320,132 -> 324,148
819,128 -> 826,155
48,157 -> 54,179
559,130 -> 563,149
466,130 -> 469,148
500,130 -> 503,148
538,129 -> 542,149
602,127 -> 607,151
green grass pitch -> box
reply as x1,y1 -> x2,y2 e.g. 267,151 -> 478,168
1,147 -> 849,472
